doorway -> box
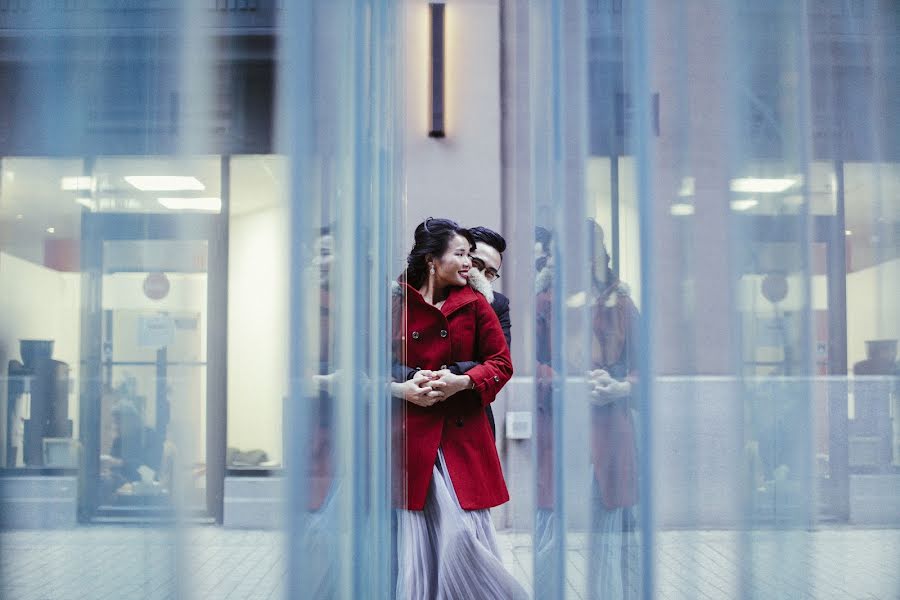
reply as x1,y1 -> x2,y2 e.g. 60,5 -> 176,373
79,212 -> 226,522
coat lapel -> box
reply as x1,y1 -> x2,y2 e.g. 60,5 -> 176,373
397,280 -> 478,317
440,284 -> 478,316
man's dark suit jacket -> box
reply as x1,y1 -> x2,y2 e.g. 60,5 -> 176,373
452,292 -> 510,439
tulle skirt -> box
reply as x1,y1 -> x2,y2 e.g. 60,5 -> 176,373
395,449 -> 528,600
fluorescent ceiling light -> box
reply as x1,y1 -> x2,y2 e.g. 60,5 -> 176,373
566,291 -> 588,309
730,178 -> 797,193
670,202 -> 695,216
61,176 -> 93,191
46,227 -> 55,234
75,197 -> 96,211
678,176 -> 695,197
125,176 -> 205,192
158,197 -> 222,212
845,230 -> 852,236
730,198 -> 759,211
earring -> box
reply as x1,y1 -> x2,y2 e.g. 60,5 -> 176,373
430,266 -> 436,275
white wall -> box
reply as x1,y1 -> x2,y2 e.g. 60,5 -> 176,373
0,252 -> 81,465
227,207 -> 289,464
403,0 -> 502,243
847,257 -> 900,368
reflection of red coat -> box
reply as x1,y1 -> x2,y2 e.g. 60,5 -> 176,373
393,282 -> 513,511
536,281 -> 639,510
309,285 -> 335,511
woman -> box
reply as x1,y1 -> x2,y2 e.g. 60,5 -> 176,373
584,220 -> 640,599
534,222 -> 640,599
392,218 -> 526,599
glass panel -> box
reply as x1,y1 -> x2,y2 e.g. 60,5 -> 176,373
522,0 -> 899,598
279,3 -> 403,599
845,160 -> 900,483
0,158 -> 83,472
99,245 -> 208,512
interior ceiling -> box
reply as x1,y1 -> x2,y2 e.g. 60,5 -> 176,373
0,155 -> 896,272
587,157 -> 899,271
0,155 -> 285,264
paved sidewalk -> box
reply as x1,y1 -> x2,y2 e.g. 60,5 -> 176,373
1,526 -> 898,599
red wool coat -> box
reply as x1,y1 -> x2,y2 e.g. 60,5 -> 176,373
393,282 -> 513,511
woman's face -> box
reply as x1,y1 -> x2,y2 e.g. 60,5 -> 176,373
431,234 -> 472,288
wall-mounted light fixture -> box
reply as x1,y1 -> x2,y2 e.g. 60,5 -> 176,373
428,1 -> 446,138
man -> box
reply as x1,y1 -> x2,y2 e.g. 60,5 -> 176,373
467,226 -> 510,346
458,226 -> 510,438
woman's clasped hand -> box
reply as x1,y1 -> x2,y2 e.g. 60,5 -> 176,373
400,369 -> 472,407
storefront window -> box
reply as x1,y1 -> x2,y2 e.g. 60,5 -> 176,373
1,158 -> 83,472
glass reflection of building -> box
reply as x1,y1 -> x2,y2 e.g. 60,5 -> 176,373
0,5 -> 286,523
0,0 -> 896,598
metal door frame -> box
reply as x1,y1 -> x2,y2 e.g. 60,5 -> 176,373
77,158 -> 229,523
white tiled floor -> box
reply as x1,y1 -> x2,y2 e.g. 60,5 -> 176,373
1,526 -> 898,599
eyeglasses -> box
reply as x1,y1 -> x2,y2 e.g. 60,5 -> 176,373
470,256 -> 500,281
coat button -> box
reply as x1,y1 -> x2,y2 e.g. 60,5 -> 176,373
456,418 -> 464,427
493,375 -> 500,382
440,329 -> 448,338
411,331 -> 420,340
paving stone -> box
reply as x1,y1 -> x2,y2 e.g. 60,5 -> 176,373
1,526 -> 898,598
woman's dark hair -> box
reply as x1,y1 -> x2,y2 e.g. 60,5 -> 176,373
469,226 -> 507,255
587,218 -> 615,287
405,218 -> 474,288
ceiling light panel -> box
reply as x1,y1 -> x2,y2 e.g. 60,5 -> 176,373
125,176 -> 206,192
157,197 -> 222,212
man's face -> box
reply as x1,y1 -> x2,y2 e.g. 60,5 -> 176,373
311,234 -> 335,285
469,241 -> 502,283
535,241 -> 551,273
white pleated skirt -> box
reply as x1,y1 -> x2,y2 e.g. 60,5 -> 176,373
395,449 -> 529,600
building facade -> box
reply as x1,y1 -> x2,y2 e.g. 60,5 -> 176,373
0,0 -> 897,597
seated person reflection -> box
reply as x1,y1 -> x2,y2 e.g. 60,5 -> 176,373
100,401 -> 163,500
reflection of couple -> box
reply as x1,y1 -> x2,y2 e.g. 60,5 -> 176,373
535,222 -> 641,599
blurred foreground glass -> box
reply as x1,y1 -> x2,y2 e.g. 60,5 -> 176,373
525,0 -> 898,599
279,2 -> 404,599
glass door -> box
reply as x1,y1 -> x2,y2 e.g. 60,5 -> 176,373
96,240 -> 208,517
79,208 -> 223,522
